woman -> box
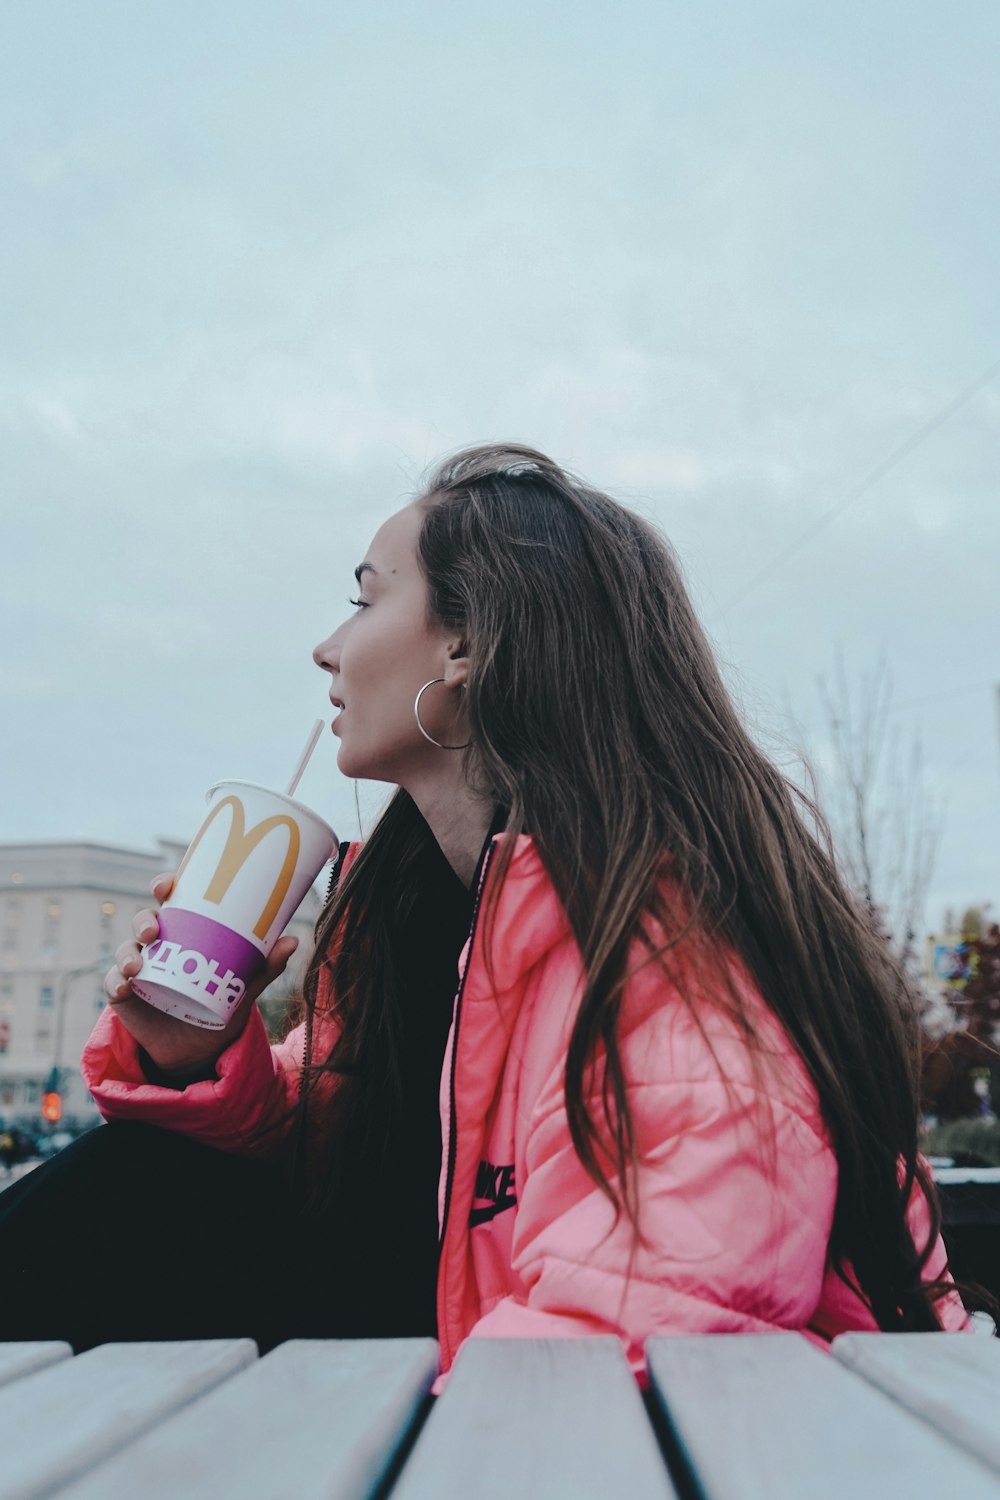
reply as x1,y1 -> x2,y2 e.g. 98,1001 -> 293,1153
0,442 -> 971,1369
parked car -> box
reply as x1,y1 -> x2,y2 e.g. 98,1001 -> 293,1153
0,1126 -> 39,1169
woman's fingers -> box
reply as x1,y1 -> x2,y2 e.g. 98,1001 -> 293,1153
269,935 -> 299,969
137,870 -> 175,935
242,936 -> 300,1010
114,887 -> 168,1001
114,938 -> 139,972
109,929 -> 151,1002
258,936 -> 299,984
105,953 -> 135,1003
131,908 -> 159,944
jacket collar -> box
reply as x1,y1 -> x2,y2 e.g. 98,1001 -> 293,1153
340,831 -> 571,997
471,833 -> 572,992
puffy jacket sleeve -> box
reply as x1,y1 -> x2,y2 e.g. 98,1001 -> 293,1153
81,841 -> 356,1161
463,1047 -> 968,1375
466,1068 -> 840,1379
80,1003 -> 317,1160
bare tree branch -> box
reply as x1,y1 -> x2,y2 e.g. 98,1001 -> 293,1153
802,644 -> 945,977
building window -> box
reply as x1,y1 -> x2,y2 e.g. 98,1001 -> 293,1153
35,1028 -> 52,1051
2,895 -> 18,944
0,1020 -> 9,1054
42,900 -> 61,957
23,1081 -> 38,1105
39,985 -> 54,1009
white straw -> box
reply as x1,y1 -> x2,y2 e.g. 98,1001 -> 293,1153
286,718 -> 324,797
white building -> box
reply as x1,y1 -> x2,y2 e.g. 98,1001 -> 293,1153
0,840 -> 326,1130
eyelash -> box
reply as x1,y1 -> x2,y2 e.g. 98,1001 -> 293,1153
348,597 -> 369,609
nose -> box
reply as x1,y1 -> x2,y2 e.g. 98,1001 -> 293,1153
312,629 -> 341,673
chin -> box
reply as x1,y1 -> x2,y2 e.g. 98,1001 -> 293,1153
336,743 -> 394,785
335,743 -> 363,779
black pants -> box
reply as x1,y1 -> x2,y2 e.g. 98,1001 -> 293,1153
0,1122 -> 346,1353
938,1182 -> 1000,1310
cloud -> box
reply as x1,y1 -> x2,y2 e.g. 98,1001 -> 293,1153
1,0 -> 997,929
613,447 -> 714,492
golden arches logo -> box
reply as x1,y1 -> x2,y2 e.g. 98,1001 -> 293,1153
174,796 -> 301,940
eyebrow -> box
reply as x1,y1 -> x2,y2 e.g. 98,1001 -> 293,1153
354,562 -> 377,584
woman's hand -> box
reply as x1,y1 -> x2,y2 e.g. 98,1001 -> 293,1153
104,872 -> 300,1080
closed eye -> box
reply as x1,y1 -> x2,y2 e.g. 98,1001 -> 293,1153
348,597 -> 369,609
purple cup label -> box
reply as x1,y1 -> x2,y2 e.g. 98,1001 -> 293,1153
143,940 -> 246,1008
143,907 -> 267,1017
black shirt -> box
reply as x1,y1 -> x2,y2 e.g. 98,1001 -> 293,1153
318,826 -> 478,1336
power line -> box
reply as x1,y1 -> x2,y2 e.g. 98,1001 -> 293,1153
715,355 -> 1000,618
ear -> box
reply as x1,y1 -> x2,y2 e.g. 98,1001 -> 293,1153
440,640 -> 470,689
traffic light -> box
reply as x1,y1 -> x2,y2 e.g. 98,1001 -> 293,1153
41,1092 -> 62,1123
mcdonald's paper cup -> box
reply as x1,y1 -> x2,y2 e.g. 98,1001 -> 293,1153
131,780 -> 338,1030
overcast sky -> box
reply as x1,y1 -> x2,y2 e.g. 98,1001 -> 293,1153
2,0 -> 998,942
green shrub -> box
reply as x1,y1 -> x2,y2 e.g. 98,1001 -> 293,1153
921,1117 -> 1000,1167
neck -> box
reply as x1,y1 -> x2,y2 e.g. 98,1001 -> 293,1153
405,763 -> 495,889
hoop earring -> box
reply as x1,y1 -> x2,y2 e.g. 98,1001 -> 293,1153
414,678 -> 471,751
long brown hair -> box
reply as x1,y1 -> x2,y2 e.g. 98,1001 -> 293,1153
286,441 -> 964,1329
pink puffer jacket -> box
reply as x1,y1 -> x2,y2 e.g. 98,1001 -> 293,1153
81,833 -> 969,1379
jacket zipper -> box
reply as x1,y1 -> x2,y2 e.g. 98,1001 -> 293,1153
437,840 -> 498,1359
324,845 -> 346,905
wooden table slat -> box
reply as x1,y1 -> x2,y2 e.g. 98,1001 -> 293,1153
0,1343 -> 73,1390
646,1333 -> 1000,1500
0,1338 -> 256,1500
389,1337 -> 677,1500
55,1338 -> 439,1500
833,1332 -> 1000,1475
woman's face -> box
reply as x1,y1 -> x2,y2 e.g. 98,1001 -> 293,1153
312,501 -> 469,784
